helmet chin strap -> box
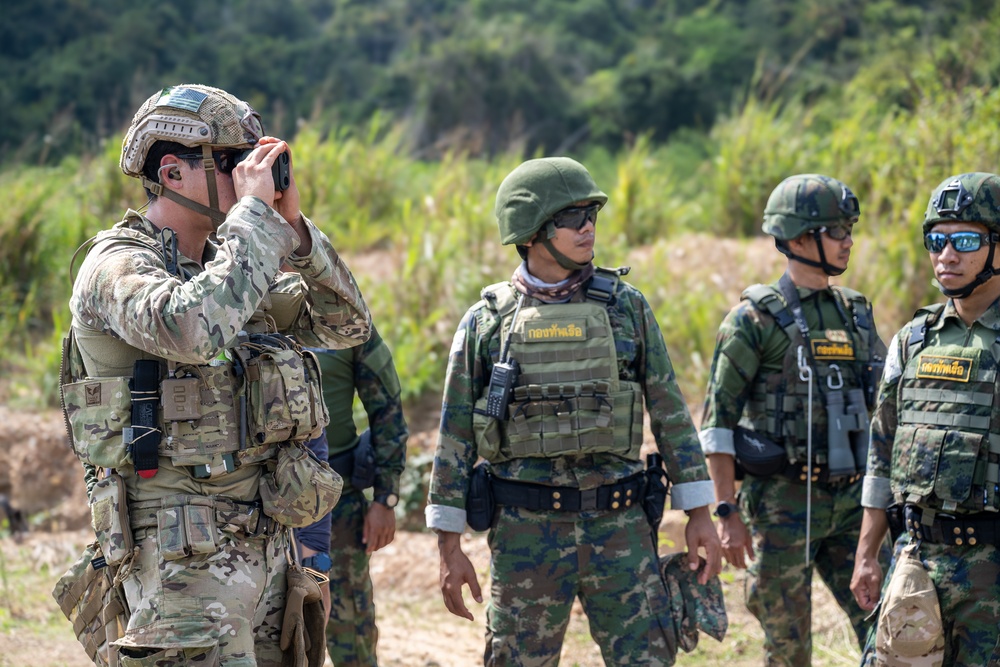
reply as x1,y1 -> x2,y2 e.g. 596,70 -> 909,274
140,144 -> 227,225
774,230 -> 846,277
539,221 -> 592,271
940,240 -> 999,299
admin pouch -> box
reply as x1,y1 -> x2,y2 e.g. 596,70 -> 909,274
260,441 -> 344,527
52,541 -> 131,667
875,543 -> 944,667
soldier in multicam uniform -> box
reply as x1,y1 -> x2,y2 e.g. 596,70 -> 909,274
294,325 -> 408,666
425,157 -> 722,665
700,174 -> 888,666
62,84 -> 370,666
852,172 -> 1000,666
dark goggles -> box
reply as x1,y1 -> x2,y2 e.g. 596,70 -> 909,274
819,224 -> 853,241
923,231 -> 993,253
549,203 -> 601,231
174,149 -> 251,175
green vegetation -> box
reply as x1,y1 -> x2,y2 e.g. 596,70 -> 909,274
3,1 -> 1000,413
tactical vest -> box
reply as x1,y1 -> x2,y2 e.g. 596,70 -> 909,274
740,283 -> 875,462
891,304 -> 1000,513
471,270 -> 644,464
60,230 -> 328,478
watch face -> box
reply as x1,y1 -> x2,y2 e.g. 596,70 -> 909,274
383,493 -> 399,508
714,502 -> 736,518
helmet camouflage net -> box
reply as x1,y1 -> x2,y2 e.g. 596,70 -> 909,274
120,84 -> 264,178
762,174 -> 860,241
922,172 -> 1000,234
495,157 -> 608,246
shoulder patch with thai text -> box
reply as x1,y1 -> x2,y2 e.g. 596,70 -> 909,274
915,355 -> 973,382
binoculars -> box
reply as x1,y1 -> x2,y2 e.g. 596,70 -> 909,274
826,388 -> 870,478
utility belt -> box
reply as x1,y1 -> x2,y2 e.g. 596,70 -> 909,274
491,473 -> 645,513
891,504 -> 1000,547
327,429 -> 376,490
780,460 -> 863,488
129,494 -> 280,539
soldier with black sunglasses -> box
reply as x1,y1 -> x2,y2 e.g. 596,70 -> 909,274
700,173 -> 889,666
852,172 -> 1000,666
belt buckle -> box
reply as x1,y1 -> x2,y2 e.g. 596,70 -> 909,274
580,488 -> 598,512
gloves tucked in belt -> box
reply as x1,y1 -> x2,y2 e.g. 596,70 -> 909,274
280,563 -> 327,667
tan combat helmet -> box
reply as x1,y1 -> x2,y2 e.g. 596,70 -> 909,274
120,84 -> 264,223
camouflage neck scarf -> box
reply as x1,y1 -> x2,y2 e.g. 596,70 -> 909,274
511,261 -> 595,303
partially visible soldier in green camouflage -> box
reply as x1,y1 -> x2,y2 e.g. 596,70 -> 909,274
852,172 -> 1000,666
700,174 -> 888,666
294,325 -> 408,666
426,157 -> 722,665
62,84 -> 370,666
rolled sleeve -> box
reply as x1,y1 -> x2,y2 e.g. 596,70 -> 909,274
861,475 -> 893,509
699,427 -> 735,456
670,480 -> 716,511
425,503 -> 467,533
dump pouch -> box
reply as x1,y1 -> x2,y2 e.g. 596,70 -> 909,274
350,429 -> 377,490
733,427 -> 787,477
260,441 -> 343,527
90,473 -> 134,567
52,542 -> 130,667
466,463 -> 496,532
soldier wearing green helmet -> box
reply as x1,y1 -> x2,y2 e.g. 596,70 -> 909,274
852,172 -> 1000,666
426,157 -> 724,664
700,173 -> 889,665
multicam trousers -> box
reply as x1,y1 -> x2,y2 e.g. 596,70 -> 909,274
741,474 -> 883,667
114,527 -> 290,667
485,503 -> 675,667
325,488 -> 380,667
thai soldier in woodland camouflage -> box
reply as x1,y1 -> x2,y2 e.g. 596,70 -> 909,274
700,174 -> 889,666
425,157 -> 722,666
294,325 -> 408,666
60,84 -> 370,666
852,172 -> 1000,666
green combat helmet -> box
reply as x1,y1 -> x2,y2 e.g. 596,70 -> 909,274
762,173 -> 860,276
120,84 -> 265,224
495,157 -> 608,270
922,172 -> 1000,299
659,553 -> 728,653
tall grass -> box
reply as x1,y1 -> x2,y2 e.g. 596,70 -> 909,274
2,58 -> 998,412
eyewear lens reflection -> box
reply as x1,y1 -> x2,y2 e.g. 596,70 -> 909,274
550,203 -> 601,231
821,225 -> 853,241
923,231 -> 990,253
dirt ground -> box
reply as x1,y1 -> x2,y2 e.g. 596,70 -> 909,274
0,404 -> 862,667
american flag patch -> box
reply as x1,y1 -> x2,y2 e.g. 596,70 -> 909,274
157,87 -> 208,112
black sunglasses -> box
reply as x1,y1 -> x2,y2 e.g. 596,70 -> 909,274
819,224 -> 853,241
924,231 -> 994,253
173,149 -> 250,175
550,203 -> 601,231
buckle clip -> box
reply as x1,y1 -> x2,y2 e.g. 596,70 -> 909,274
580,488 -> 598,512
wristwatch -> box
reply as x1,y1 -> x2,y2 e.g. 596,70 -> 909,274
713,501 -> 738,519
374,492 -> 399,509
301,552 -> 332,573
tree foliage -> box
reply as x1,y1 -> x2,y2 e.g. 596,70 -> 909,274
5,0 -> 1000,165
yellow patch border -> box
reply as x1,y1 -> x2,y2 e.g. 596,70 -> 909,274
915,354 -> 973,382
810,339 -> 856,360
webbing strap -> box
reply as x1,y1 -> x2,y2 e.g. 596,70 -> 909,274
899,409 -> 991,430
519,364 -> 613,385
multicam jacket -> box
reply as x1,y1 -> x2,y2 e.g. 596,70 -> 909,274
67,196 -> 370,506
862,298 -> 1000,514
426,274 -> 713,533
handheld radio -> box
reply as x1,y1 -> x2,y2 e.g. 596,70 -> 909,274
483,293 -> 525,420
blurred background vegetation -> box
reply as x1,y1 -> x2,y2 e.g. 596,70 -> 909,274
3,0 -> 1000,416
